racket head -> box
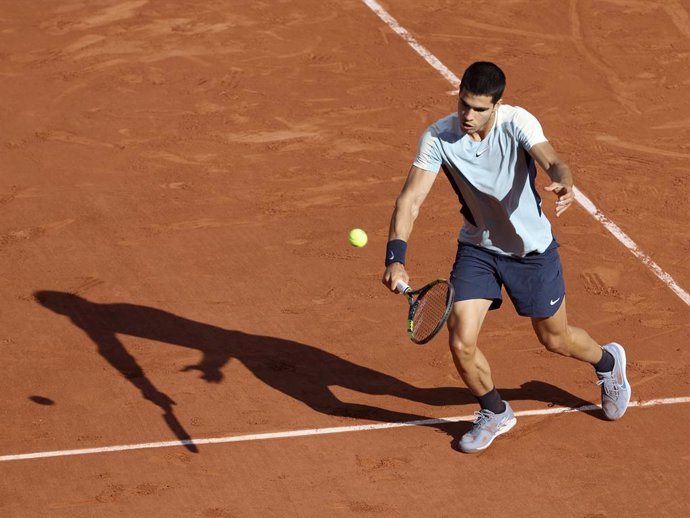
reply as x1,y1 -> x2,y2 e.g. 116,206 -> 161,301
406,279 -> 455,344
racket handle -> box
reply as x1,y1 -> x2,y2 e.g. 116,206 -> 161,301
396,280 -> 411,294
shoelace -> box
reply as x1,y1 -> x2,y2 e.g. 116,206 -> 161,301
472,409 -> 495,427
597,372 -> 620,398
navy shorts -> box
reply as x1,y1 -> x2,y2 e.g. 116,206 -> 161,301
449,240 -> 565,318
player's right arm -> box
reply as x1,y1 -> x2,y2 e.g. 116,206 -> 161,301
382,165 -> 438,292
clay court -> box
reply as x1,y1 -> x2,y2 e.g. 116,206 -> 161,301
1,0 -> 689,516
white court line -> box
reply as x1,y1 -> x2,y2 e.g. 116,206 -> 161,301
361,0 -> 460,86
574,191 -> 690,305
361,0 -> 690,307
1,397 -> 689,462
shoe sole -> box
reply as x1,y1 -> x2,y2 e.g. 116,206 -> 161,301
604,342 -> 631,420
460,417 -> 517,454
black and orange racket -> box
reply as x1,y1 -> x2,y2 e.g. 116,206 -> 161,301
396,279 -> 455,344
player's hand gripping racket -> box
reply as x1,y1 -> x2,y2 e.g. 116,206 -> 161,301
396,279 -> 455,344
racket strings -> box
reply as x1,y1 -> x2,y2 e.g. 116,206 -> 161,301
412,282 -> 452,341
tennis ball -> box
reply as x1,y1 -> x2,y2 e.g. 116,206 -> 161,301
348,228 -> 368,247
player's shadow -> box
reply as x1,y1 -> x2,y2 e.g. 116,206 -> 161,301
34,291 -> 600,453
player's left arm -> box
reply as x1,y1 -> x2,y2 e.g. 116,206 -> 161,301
529,141 -> 575,217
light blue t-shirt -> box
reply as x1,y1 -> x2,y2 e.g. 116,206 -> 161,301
413,104 -> 553,257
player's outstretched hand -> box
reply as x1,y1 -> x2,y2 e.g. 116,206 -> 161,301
544,182 -> 574,217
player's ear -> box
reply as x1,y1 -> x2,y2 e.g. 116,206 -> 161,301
494,98 -> 503,110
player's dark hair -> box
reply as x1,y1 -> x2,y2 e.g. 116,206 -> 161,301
460,62 -> 506,103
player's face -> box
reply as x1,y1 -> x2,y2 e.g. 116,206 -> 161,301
457,91 -> 500,136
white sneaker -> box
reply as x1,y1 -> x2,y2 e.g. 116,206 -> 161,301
596,342 -> 631,420
459,401 -> 516,453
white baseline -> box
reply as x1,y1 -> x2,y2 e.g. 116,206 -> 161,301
1,397 -> 689,462
361,0 -> 689,307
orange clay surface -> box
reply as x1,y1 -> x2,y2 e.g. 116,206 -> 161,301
1,1 -> 689,517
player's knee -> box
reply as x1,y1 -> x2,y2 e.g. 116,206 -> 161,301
449,335 -> 477,359
538,333 -> 570,356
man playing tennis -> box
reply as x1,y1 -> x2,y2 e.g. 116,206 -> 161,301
382,61 -> 631,453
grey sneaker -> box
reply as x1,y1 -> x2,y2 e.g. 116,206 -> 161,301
459,401 -> 517,453
596,342 -> 631,420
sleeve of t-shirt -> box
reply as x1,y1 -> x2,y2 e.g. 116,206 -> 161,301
412,124 -> 443,173
512,107 -> 548,151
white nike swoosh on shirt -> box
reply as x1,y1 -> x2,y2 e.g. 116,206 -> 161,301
550,297 -> 561,306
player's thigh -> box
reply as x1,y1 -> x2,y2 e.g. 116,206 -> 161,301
447,298 -> 493,348
531,296 -> 569,343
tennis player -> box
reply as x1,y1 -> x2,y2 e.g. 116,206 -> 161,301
382,61 -> 631,453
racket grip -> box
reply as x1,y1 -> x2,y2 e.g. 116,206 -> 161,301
395,280 -> 411,294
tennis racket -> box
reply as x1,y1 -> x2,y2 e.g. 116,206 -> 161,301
396,279 -> 455,344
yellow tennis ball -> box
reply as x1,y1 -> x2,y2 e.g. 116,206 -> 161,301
348,228 -> 368,247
